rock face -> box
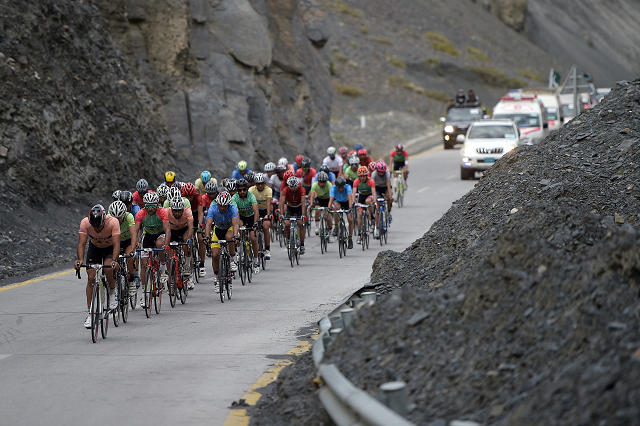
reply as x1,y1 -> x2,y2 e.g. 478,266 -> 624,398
0,0 -> 175,205
478,0 -> 528,32
95,0 -> 333,178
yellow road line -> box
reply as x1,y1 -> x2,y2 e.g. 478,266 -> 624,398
413,144 -> 443,159
0,269 -> 75,293
223,332 -> 318,426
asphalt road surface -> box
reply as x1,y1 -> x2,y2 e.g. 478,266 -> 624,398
0,147 -> 475,425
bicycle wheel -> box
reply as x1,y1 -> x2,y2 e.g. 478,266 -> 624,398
295,229 -> 300,265
192,243 -> 200,284
112,288 -> 120,328
246,241 -> 253,283
258,231 -> 266,270
144,266 -> 152,318
226,261 -> 232,301
154,272 -> 162,314
361,214 -> 367,252
319,217 -> 326,254
289,226 -> 295,268
338,224 -> 344,258
219,254 -> 226,303
306,216 -> 311,237
364,215 -> 370,249
101,282 -> 109,339
383,214 -> 389,244
279,221 -> 284,247
130,274 -> 140,310
119,273 -> 129,324
378,214 -> 384,246
91,281 -> 100,343
169,259 -> 177,308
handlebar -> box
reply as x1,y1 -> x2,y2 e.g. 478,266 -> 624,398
75,263 -> 112,279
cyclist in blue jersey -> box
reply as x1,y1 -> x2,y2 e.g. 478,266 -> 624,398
231,160 -> 253,180
328,177 -> 354,249
313,164 -> 336,184
119,190 -> 140,218
204,192 -> 239,293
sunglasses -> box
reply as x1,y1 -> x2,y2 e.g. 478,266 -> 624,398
144,204 -> 157,209
238,188 -> 248,192
302,167 -> 309,171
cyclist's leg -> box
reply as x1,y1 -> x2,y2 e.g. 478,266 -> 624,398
357,206 -> 363,231
249,229 -> 259,259
225,227 -> 236,257
211,228 -> 221,273
197,230 -> 206,264
298,218 -> 305,244
84,243 -> 101,308
156,233 -> 168,275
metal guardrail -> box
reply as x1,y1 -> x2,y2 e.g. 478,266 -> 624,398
313,284 -> 416,426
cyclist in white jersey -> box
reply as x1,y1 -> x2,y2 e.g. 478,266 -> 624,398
322,146 -> 343,176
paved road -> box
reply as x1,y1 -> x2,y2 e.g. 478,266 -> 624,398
0,147 -> 474,425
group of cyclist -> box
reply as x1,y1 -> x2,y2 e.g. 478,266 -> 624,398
74,143 -> 409,328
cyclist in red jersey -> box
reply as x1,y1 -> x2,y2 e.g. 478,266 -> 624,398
389,143 -> 409,181
133,179 -> 152,207
279,176 -> 307,254
295,158 -> 316,193
202,181 -> 218,209
352,166 -> 377,244
357,149 -> 373,169
182,182 -> 206,277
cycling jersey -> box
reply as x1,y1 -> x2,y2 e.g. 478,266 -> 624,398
270,174 -> 283,199
343,166 -> 359,182
249,186 -> 272,209
232,192 -> 258,217
206,203 -> 239,229
330,184 -> 352,203
187,194 -> 202,211
132,189 -> 155,207
108,212 -> 135,240
195,177 -> 218,195
310,181 -> 332,199
202,194 -> 215,210
390,150 -> 409,163
322,155 -> 343,171
313,171 -> 336,183
296,168 -> 317,187
128,204 -> 140,218
232,168 -> 253,180
281,186 -> 306,207
79,216 -> 120,247
373,170 -> 390,187
353,177 -> 375,195
359,156 -> 373,168
163,197 -> 192,209
135,208 -> 169,235
166,207 -> 193,230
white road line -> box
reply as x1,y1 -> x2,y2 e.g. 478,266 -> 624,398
445,175 -> 456,180
0,354 -> 12,361
417,187 -> 430,193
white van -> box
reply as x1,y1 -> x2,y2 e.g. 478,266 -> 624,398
523,89 -> 563,132
493,93 -> 549,143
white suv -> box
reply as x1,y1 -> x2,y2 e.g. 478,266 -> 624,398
460,119 -> 519,180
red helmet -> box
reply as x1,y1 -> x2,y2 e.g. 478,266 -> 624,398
338,146 -> 348,155
283,170 -> 295,181
376,161 -> 387,172
368,161 -> 376,172
395,143 -> 404,151
358,148 -> 367,156
181,182 -> 197,196
295,154 -> 304,164
357,166 -> 368,176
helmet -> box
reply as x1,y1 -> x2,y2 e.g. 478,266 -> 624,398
348,156 -> 360,166
376,161 -> 387,172
237,160 -> 248,171
136,179 -> 149,193
458,88 -> 465,93
173,181 -> 183,190
295,154 -> 304,164
395,143 -> 404,151
226,179 -> 237,191
301,158 -> 311,168
353,143 -> 364,151
283,170 -> 295,181
264,162 -> 276,172
327,146 -> 336,155
219,178 -> 229,189
237,179 -> 249,188
205,180 -> 218,194
170,198 -> 185,210
181,182 -> 197,196
338,146 -> 348,155
357,148 -> 367,156
157,184 -> 170,199
275,165 -> 286,174
254,173 -> 267,184
89,205 -> 106,228
217,187 -> 229,194
244,172 -> 255,183
216,192 -> 232,206
357,166 -> 369,176
168,186 -> 182,201
278,157 -> 288,167
143,192 -> 160,205
164,171 -> 176,183
200,171 -> 211,184
335,177 -> 346,188
287,176 -> 299,188
368,161 -> 377,172
112,190 -> 121,201
319,164 -> 330,174
108,201 -> 126,218
119,190 -> 133,204
317,171 -> 329,182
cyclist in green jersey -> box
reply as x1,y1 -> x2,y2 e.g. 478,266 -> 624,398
343,156 -> 360,186
232,179 -> 261,274
108,201 -> 137,295
309,172 -> 333,237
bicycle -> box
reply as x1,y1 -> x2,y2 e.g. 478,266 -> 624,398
192,226 -> 203,284
136,248 -> 165,318
256,217 -> 268,270
237,226 -> 254,285
167,241 -> 190,307
394,170 -> 406,208
286,216 -> 301,267
114,253 -> 135,325
312,207 -> 330,254
376,197 -> 390,245
354,203 -> 371,251
76,263 -> 113,343
304,196 -> 312,237
216,239 -> 234,303
332,209 -> 351,258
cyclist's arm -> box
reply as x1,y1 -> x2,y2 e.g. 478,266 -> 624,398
266,197 -> 272,216
197,205 -> 204,225
232,216 -> 239,238
133,223 -> 142,247
163,220 -> 171,240
328,197 -> 335,210
389,153 -> 394,166
252,203 -> 259,224
76,232 -> 88,266
128,225 -> 137,245
205,218 -> 213,238
372,186 -> 377,201
348,193 -> 354,209
186,217 -> 194,242
111,235 -> 120,261
309,191 -> 316,206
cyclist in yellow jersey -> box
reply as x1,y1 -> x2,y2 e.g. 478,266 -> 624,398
309,171 -> 333,238
195,171 -> 217,195
249,173 -> 273,259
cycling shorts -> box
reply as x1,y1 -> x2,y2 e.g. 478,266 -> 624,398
357,193 -> 373,204
141,233 -> 164,254
375,186 -> 388,197
240,215 -> 255,228
258,208 -> 270,220
169,227 -> 189,243
334,200 -> 350,210
285,205 -> 303,218
315,197 -> 330,208
393,161 -> 405,171
86,242 -> 114,264
211,226 -> 233,249
119,238 -> 132,254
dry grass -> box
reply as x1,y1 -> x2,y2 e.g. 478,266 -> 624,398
424,90 -> 450,103
371,37 -> 392,45
466,46 -> 490,63
334,83 -> 363,97
347,61 -> 359,68
388,56 -> 407,69
518,69 -> 544,83
424,57 -> 442,66
360,26 -> 369,34
329,57 -> 336,75
334,53 -> 347,62
470,66 -> 527,88
424,32 -> 459,56
388,75 -> 424,94
328,0 -> 361,18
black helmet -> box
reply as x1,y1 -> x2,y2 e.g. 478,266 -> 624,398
244,172 -> 255,183
237,179 -> 249,188
301,158 -> 311,168
335,176 -> 346,188
89,205 -> 106,228
317,171 -> 329,182
119,190 -> 133,204
111,190 -> 121,201
217,187 -> 229,194
319,164 -> 330,174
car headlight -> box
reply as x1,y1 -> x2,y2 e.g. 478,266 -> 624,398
444,126 -> 454,133
463,145 -> 475,156
504,145 -> 516,152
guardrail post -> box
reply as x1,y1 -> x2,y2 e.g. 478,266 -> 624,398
340,308 -> 354,327
322,333 -> 332,348
329,316 -> 343,329
361,291 -> 377,303
380,381 -> 408,418
329,328 -> 342,337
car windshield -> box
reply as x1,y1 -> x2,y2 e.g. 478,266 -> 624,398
468,125 -> 517,139
561,104 -> 575,117
493,113 -> 540,128
447,107 -> 483,121
546,108 -> 558,120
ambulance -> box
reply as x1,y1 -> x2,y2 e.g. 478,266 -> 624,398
492,92 -> 549,143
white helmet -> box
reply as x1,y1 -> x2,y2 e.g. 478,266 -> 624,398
278,157 -> 288,167
264,162 -> 276,172
254,173 -> 267,184
108,201 -> 127,218
168,186 -> 182,201
142,192 -> 159,205
327,146 -> 336,155
170,198 -> 185,210
157,184 -> 170,199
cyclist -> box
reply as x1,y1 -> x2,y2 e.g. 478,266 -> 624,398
119,190 -> 140,218
374,161 -> 393,223
163,186 -> 192,209
357,148 -> 373,169
293,154 -> 304,172
133,192 -> 171,307
367,160 -> 377,176
352,166 -> 377,245
249,173 -> 273,260
108,201 -> 137,296
389,143 -> 409,182
232,160 -> 252,180
202,180 -> 218,210
195,171 -> 217,195
157,184 -> 170,207
278,157 -> 294,172
76,205 -> 121,327
270,165 -> 286,199
164,171 -> 177,187
314,164 -> 336,184
279,176 -> 307,254
204,192 -> 240,293
323,147 -> 343,176
133,179 -> 150,208
343,156 -> 360,187
264,162 -> 276,180
309,171 -> 333,238
328,177 -> 354,249
245,171 -> 256,188
165,197 -> 195,290
296,158 -> 316,193
232,179 -> 260,274
226,178 -> 238,198
112,190 -> 122,202
338,147 -> 349,173
182,182 -> 206,279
